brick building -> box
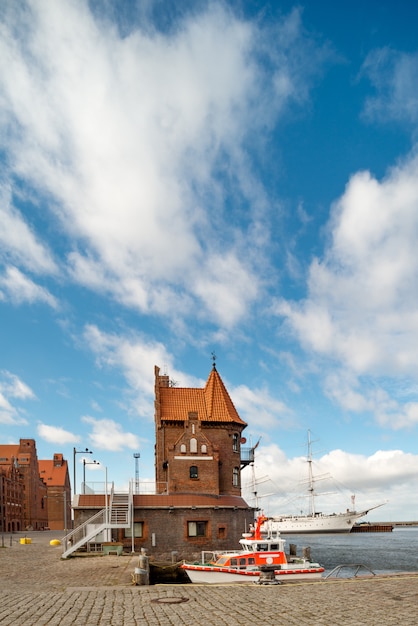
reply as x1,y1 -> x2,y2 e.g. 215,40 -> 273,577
73,363 -> 255,560
0,439 -> 47,530
154,363 -> 247,496
0,455 -> 24,532
39,453 -> 71,531
0,440 -> 70,532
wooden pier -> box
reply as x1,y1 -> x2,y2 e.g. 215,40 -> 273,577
351,523 -> 393,533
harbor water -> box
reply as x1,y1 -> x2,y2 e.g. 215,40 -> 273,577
284,526 -> 418,576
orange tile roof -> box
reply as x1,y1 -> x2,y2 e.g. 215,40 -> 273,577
76,493 -> 251,509
0,445 -> 19,463
38,460 -> 68,487
160,367 -> 246,425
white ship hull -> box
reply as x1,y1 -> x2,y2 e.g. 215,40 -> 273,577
183,565 -> 324,584
266,510 -> 371,534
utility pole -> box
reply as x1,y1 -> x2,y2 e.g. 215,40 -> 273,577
133,453 -> 140,494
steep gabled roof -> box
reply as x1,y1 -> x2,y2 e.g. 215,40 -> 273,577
38,459 -> 68,487
0,445 -> 19,465
159,365 -> 246,426
203,366 -> 246,424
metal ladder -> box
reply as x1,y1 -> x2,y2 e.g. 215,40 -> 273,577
61,484 -> 133,558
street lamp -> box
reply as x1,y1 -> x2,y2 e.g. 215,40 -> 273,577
82,459 -> 99,494
73,447 -> 93,495
95,462 -> 109,541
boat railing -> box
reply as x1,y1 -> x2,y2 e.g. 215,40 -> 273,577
200,549 -> 243,563
324,564 -> 376,579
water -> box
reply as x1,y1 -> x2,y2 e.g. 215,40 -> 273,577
284,527 -> 418,576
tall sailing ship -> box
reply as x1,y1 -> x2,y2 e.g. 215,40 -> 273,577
259,431 -> 385,534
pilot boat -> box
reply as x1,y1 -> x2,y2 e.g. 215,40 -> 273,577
181,515 -> 324,584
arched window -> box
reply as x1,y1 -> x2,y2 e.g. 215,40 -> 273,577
190,466 -> 198,479
190,438 -> 197,453
201,444 -> 207,454
233,466 -> 239,487
232,433 -> 239,452
180,444 -> 187,453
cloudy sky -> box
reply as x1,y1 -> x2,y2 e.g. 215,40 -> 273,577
1,0 -> 418,521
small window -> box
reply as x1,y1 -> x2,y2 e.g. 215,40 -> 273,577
180,444 -> 187,453
239,558 -> 246,569
232,433 -> 239,452
190,465 -> 198,479
125,522 -> 143,538
201,444 -> 207,454
190,438 -> 197,453
217,526 -> 226,539
233,467 -> 239,487
188,521 -> 207,537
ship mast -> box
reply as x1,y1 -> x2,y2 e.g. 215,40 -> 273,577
307,430 -> 315,517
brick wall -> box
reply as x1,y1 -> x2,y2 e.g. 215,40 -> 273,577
75,505 -> 255,561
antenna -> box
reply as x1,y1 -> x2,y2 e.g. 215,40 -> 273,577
133,452 -> 140,494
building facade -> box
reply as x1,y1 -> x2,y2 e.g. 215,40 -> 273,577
73,363 -> 255,560
39,453 -> 71,531
0,459 -> 24,532
154,363 -> 247,496
0,440 -> 69,531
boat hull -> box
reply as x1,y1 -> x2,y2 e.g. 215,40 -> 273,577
181,564 -> 324,584
266,511 -> 368,534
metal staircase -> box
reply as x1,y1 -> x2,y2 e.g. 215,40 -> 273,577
61,484 -> 133,558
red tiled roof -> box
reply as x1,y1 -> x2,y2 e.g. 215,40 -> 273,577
0,445 -> 19,464
38,460 -> 68,487
159,367 -> 246,426
76,493 -> 251,509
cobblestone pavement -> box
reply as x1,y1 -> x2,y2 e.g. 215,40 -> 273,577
1,531 -> 418,625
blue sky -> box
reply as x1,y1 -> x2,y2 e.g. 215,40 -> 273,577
1,0 -> 418,521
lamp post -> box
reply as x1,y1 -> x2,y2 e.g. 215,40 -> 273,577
96,463 -> 109,541
82,459 -> 99,494
73,447 -> 93,495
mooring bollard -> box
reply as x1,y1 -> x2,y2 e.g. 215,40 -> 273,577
134,548 -> 149,585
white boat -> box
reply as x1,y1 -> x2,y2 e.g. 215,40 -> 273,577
265,431 -> 386,534
181,515 -> 324,584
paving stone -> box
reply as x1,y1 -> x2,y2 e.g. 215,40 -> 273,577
1,531 -> 417,625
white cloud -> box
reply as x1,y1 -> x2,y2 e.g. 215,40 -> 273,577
0,1 -> 327,329
231,383 -> 292,431
361,48 -> 418,125
37,423 -> 80,445
276,151 -> 418,428
0,184 -> 57,275
0,265 -> 58,308
82,323 -> 201,418
0,370 -> 35,399
82,415 -> 141,452
242,443 -> 418,520
0,371 -> 33,425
